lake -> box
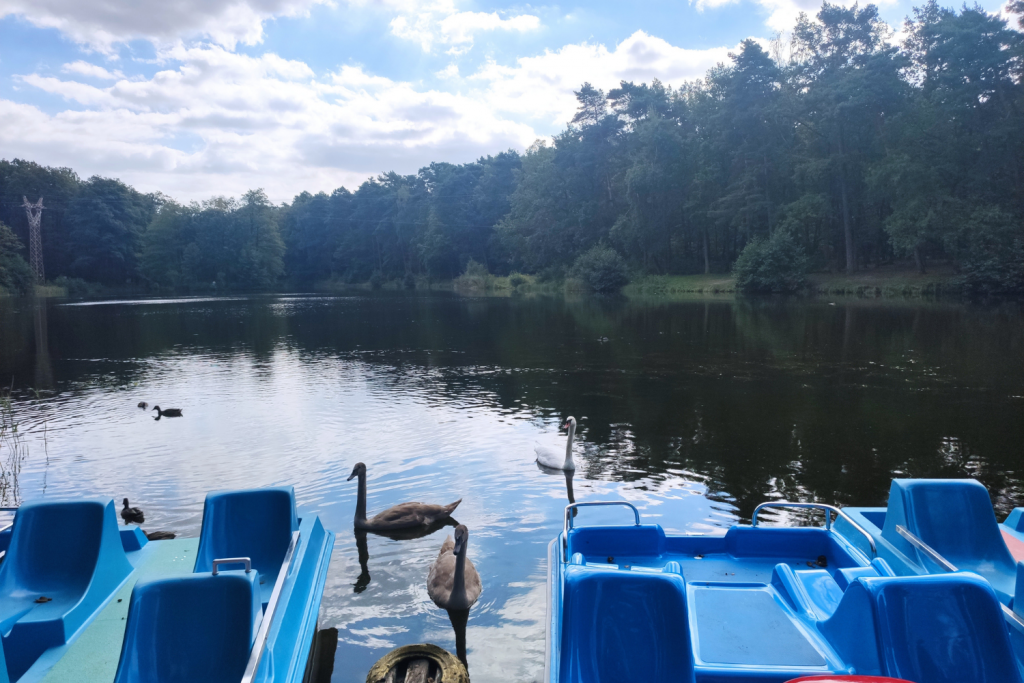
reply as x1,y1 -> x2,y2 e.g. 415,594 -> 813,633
1,292 -> 1023,682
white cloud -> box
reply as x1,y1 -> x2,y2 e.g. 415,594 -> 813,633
62,61 -> 126,80
387,0 -> 541,52
0,0 -> 328,52
4,46 -> 536,202
471,30 -> 734,125
4,28 -> 744,204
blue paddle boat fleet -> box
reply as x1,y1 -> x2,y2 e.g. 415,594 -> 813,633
0,487 -> 334,683
546,481 -> 1024,683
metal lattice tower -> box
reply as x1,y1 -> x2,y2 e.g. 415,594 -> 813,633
22,196 -> 45,282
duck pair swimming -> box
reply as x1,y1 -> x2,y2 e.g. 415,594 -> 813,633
347,462 -> 481,610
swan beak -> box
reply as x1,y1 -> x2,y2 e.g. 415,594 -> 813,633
454,539 -> 463,555
347,468 -> 357,481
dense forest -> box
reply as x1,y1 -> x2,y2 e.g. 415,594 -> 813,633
1,1 -> 1022,296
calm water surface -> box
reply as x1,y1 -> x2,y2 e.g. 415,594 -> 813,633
1,292 -> 1023,682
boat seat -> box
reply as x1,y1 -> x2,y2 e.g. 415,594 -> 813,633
0,499 -> 132,682
558,565 -> 693,683
113,571 -> 263,683
880,479 -> 1015,599
193,487 -> 298,604
819,573 -> 1022,683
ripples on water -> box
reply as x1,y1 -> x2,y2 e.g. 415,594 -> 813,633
0,293 -> 1023,682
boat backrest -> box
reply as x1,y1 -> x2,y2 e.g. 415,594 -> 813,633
558,566 -> 694,683
0,499 -> 132,681
565,525 -> 665,559
113,571 -> 263,683
881,479 -> 1015,577
819,573 -> 1021,683
193,487 -> 298,589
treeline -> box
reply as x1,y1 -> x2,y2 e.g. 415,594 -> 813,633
1,1 -> 1023,296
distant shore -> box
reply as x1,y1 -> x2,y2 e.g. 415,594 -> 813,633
0,262 -> 971,300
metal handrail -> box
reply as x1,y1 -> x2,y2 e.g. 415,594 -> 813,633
752,501 -> 877,556
240,529 -> 300,683
562,501 -> 641,561
894,524 -> 1024,634
894,525 -> 956,571
212,557 -> 252,575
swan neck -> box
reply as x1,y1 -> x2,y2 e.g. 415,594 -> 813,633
355,473 -> 367,524
564,421 -> 576,466
452,544 -> 467,602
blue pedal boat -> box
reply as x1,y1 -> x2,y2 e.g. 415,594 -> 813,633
0,487 -> 335,683
835,478 -> 1024,666
546,500 -> 1022,683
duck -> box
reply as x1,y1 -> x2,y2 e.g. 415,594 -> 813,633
121,498 -> 144,524
151,406 -> 183,417
137,402 -> 148,409
347,462 -> 461,531
427,524 -> 482,610
535,416 -> 577,471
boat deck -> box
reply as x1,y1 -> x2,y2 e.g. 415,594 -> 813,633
38,538 -> 198,683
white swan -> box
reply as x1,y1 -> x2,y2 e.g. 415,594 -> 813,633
535,416 -> 577,471
427,525 -> 482,610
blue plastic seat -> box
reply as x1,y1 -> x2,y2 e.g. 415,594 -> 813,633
0,499 -> 132,682
820,573 -> 1021,683
193,487 -> 298,603
559,566 -> 694,683
880,479 -> 1015,596
113,571 -> 262,683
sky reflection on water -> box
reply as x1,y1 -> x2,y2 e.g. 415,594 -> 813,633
1,292 -> 1023,682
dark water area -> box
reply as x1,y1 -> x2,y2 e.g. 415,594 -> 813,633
1,292 -> 1023,682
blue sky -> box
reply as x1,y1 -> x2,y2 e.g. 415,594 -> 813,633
0,0 -> 1015,202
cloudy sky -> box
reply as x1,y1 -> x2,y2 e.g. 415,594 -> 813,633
0,0 -> 1012,202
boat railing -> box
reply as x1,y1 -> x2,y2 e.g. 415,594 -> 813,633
240,529 -> 300,683
895,524 -> 1024,635
562,501 -> 641,561
751,501 -> 877,557
212,557 -> 252,575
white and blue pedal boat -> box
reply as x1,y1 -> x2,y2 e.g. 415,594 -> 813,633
0,487 -> 335,683
546,498 -> 1022,683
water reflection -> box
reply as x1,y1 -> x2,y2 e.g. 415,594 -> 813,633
0,293 -> 1022,683
353,520 -> 459,594
446,608 -> 469,670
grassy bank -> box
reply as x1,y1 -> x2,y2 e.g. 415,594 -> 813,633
625,274 -> 737,296
809,264 -> 958,298
313,265 -> 961,299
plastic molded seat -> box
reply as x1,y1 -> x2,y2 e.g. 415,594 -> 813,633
559,566 -> 694,683
193,487 -> 298,603
0,499 -> 132,682
820,573 -> 1021,683
114,571 -> 262,683
881,479 -> 1015,597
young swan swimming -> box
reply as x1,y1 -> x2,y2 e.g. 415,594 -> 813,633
427,524 -> 482,610
535,416 -> 577,471
347,462 -> 461,531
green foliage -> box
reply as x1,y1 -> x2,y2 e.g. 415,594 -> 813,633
733,232 -> 810,293
508,272 -> 527,288
570,245 -> 629,293
51,276 -> 99,297
141,191 -> 284,290
0,221 -> 33,295
955,208 -> 1024,296
66,177 -> 156,284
